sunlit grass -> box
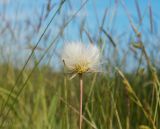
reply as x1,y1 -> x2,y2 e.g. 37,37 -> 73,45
0,64 -> 159,129
0,0 -> 160,129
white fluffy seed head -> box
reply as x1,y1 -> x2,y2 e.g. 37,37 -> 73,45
62,42 -> 100,74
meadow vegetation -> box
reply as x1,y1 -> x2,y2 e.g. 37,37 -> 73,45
0,0 -> 160,129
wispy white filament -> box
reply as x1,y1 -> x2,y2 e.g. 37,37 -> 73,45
62,42 -> 100,74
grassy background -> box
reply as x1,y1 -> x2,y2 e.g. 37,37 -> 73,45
0,62 -> 160,129
0,0 -> 160,129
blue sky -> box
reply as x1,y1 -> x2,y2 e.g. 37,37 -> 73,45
2,0 -> 160,35
1,0 -> 160,39
0,0 -> 160,71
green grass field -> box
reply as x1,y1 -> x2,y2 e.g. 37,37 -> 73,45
0,63 -> 160,129
0,0 -> 160,129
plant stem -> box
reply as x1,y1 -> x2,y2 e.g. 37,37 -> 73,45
125,90 -> 130,129
79,74 -> 83,129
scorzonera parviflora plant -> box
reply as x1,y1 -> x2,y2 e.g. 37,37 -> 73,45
62,42 -> 101,129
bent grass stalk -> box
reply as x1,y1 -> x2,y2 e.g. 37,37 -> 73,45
0,1 -> 91,128
59,97 -> 97,129
116,68 -> 157,129
0,0 -> 66,120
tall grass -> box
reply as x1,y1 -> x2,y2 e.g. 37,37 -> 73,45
0,0 -> 160,129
